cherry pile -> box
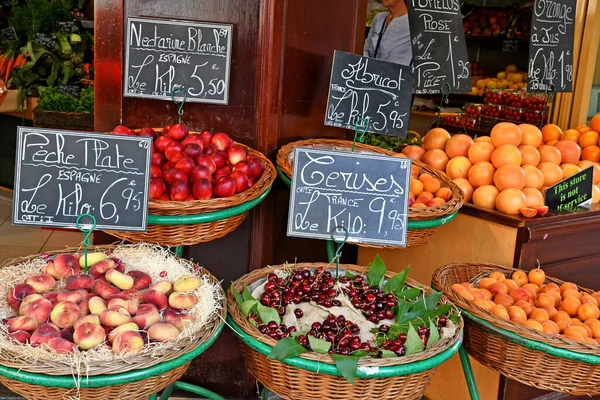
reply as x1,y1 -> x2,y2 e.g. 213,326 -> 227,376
299,314 -> 370,355
340,275 -> 398,323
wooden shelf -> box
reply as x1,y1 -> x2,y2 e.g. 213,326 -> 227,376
0,91 -> 37,120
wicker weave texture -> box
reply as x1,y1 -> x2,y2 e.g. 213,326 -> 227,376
0,361 -> 189,400
432,262 -> 600,395
33,108 -> 94,131
0,245 -> 226,377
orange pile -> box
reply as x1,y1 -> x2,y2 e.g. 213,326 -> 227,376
406,114 -> 600,217
452,268 -> 600,344
408,166 -> 453,208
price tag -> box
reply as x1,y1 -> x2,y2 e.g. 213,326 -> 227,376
287,148 -> 411,247
502,40 -> 519,53
59,21 -> 80,34
58,84 -> 82,98
1,28 -> 17,42
35,33 -> 56,48
12,127 -> 152,232
123,17 -> 233,105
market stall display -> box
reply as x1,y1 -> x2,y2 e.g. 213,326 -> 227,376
33,85 -> 94,130
228,258 -> 463,400
104,125 -> 276,246
432,262 -> 600,396
0,244 -> 225,399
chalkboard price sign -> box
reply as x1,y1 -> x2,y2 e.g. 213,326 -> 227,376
406,0 -> 471,94
13,128 -> 152,231
287,148 -> 411,247
35,33 -> 56,48
528,0 -> 576,92
59,21 -> 80,34
324,50 -> 414,138
58,84 -> 81,98
545,167 -> 593,211
124,17 -> 233,105
1,28 -> 17,42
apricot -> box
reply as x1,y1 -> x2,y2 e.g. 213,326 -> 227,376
489,272 -> 506,282
584,318 -> 600,328
540,283 -> 560,293
562,289 -> 582,300
458,291 -> 475,301
423,178 -> 441,194
468,288 -> 485,300
590,321 -> 600,339
564,325 -> 589,338
534,293 -> 555,308
480,289 -> 493,301
542,306 -> 558,320
592,292 -> 600,305
473,298 -> 493,311
584,337 -> 598,344
564,333 -> 586,342
552,310 -> 572,323
508,306 -> 527,323
562,296 -> 582,317
542,320 -> 560,335
523,283 -> 540,297
494,293 -> 515,308
461,282 -> 474,289
478,278 -> 496,290
560,282 -> 579,295
489,282 -> 508,296
528,269 -> 546,286
410,179 -> 424,196
451,283 -> 466,293
581,294 -> 599,307
491,305 -> 510,320
515,300 -> 533,317
530,308 -> 549,322
524,320 -> 544,331
504,279 -> 519,293
557,320 -> 571,333
411,165 -> 420,178
545,290 -> 562,307
578,304 -> 600,321
511,271 -> 528,287
419,173 -> 434,182
436,187 -> 453,202
510,288 -> 530,303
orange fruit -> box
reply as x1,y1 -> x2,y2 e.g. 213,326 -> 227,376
422,177 -> 441,194
511,271 -> 529,287
519,145 -> 541,166
564,325 -> 589,338
519,124 -> 543,148
590,115 -> 600,133
562,296 -> 582,317
582,294 -> 599,307
402,145 -> 426,161
422,149 -> 449,171
508,305 -> 528,323
489,282 -> 508,296
539,145 -> 562,165
578,304 -> 600,321
576,125 -> 591,134
528,268 -> 546,286
524,320 -> 544,331
523,283 -> 541,297
472,185 -> 500,209
474,136 -> 492,143
584,318 -> 600,327
522,165 -> 545,189
446,156 -> 472,180
582,145 -> 600,162
458,290 -> 475,301
491,144 -> 522,168
543,306 -> 558,320
562,289 -> 582,299
522,187 -> 544,208
495,188 -> 526,215
473,298 -> 493,311
553,310 -> 572,323
410,179 -> 423,196
453,178 -> 474,202
489,272 -> 506,282
494,165 -> 526,191
541,283 -> 560,293
468,141 -> 496,164
535,293 -> 555,308
561,129 -> 581,142
564,333 -> 586,342
468,161 -> 495,187
445,134 -> 474,158
546,140 -> 559,146
542,124 -> 562,143
491,305 -> 510,320
590,321 -> 600,339
560,282 -> 579,294
478,277 -> 496,290
436,187 -> 453,201
504,279 -> 519,293
515,300 -> 533,316
579,130 -> 599,148
423,128 -> 451,151
546,290 -> 562,307
451,283 -> 467,293
530,308 -> 549,322
561,163 -> 582,179
542,320 -> 560,335
538,162 -> 563,187
577,161 -> 600,184
554,140 -> 582,164
491,122 -> 522,147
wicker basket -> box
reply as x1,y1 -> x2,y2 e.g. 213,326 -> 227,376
33,108 -> 94,131
228,262 -> 463,400
105,141 -> 276,246
432,262 -> 600,395
0,245 -> 226,378
276,139 -> 464,247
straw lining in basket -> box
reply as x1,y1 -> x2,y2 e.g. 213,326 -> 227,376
0,244 -> 226,377
228,262 -> 463,367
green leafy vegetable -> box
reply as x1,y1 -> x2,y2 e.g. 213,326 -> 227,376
367,254 -> 386,288
331,354 -> 360,384
405,324 -> 425,355
383,264 -> 410,297
426,319 -> 440,349
308,336 -> 331,354
267,337 -> 308,361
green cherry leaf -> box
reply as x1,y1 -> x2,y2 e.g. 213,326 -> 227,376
267,336 -> 308,361
256,304 -> 281,325
331,354 -> 359,384
308,335 -> 331,354
426,319 -> 440,349
405,323 -> 425,355
242,285 -> 256,301
240,300 -> 258,317
367,254 -> 386,288
383,264 -> 410,296
381,349 -> 397,358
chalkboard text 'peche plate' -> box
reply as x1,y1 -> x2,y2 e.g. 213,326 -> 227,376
287,148 -> 411,247
124,17 -> 233,104
13,128 -> 152,232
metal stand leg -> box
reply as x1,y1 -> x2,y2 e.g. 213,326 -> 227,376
326,240 -> 335,263
459,345 -> 480,400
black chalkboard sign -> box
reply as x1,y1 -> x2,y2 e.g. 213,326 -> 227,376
13,128 -> 152,231
59,21 -> 80,34
35,33 -> 56,48
124,17 -> 233,105
287,148 -> 411,246
545,167 -> 593,211
1,28 -> 17,42
324,51 -> 414,138
528,0 -> 576,92
406,1 -> 471,94
58,84 -> 81,98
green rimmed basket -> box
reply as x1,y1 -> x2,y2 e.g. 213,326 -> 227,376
228,262 -> 464,400
276,139 -> 464,247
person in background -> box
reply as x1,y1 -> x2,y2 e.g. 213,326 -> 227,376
364,0 -> 412,66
